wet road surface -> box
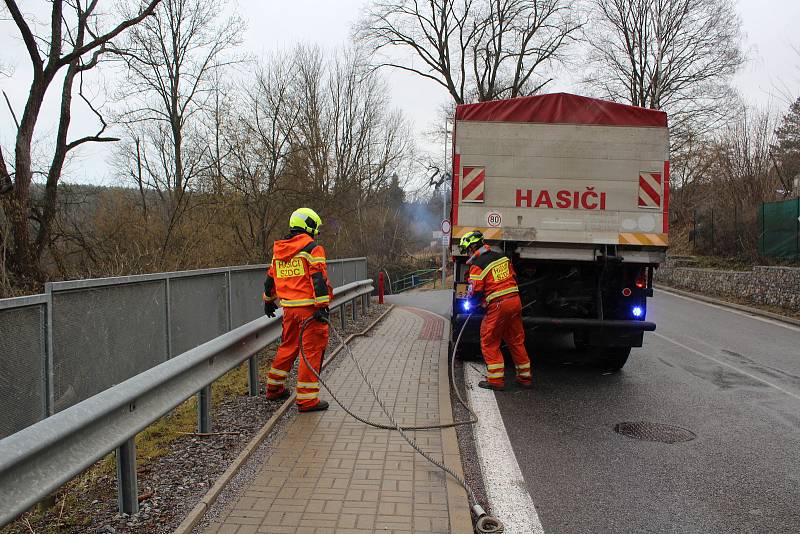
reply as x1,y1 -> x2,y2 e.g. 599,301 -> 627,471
396,289 -> 800,533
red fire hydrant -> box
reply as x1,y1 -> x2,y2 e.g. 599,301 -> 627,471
378,272 -> 385,304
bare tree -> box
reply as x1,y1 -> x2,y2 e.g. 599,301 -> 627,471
669,126 -> 714,222
115,0 -> 243,195
702,107 -> 778,254
0,0 -> 161,282
113,0 -> 244,265
584,0 -> 744,144
357,0 -> 582,104
220,56 -> 300,259
769,96 -> 800,197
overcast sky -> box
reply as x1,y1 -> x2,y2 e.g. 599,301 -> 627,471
1,0 -> 799,187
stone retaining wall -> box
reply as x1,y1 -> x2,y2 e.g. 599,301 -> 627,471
655,260 -> 800,312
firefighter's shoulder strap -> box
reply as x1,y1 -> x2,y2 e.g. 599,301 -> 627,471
297,240 -> 326,264
471,249 -> 502,270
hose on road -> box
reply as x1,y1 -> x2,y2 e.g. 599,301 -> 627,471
298,311 -> 504,534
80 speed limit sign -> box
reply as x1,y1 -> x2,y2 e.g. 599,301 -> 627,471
486,211 -> 502,227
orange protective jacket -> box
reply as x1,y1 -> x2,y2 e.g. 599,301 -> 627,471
262,233 -> 333,308
467,245 -> 519,305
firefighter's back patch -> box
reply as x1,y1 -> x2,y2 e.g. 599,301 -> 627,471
492,261 -> 510,282
275,257 -> 305,278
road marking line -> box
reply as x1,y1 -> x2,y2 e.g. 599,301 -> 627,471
465,365 -> 545,534
655,289 -> 800,333
652,332 -> 800,402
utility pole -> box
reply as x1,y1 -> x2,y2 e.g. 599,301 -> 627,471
442,120 -> 451,289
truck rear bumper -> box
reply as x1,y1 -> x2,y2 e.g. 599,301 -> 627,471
453,314 -> 655,331
451,314 -> 655,348
520,317 -> 656,331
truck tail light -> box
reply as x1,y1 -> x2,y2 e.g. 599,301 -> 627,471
635,269 -> 646,289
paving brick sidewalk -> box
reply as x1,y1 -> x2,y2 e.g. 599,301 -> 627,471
203,307 -> 470,534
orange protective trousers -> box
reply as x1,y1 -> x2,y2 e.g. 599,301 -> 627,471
265,306 -> 329,408
480,295 -> 532,387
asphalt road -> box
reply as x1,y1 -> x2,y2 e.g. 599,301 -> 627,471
396,289 -> 800,534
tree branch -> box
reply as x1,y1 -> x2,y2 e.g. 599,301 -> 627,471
57,0 -> 162,67
4,0 -> 44,72
2,90 -> 19,130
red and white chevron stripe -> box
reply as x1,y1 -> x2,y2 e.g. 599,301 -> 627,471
461,166 -> 485,203
638,172 -> 661,208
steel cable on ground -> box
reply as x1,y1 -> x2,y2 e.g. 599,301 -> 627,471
300,314 -> 478,431
299,313 -> 503,533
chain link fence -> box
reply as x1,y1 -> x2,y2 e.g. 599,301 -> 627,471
690,205 -> 760,256
691,199 -> 800,260
0,258 -> 367,439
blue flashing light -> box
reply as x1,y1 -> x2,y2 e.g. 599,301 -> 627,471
632,306 -> 643,318
462,300 -> 471,312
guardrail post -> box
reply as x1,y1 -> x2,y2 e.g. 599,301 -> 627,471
351,298 -> 358,322
116,437 -> 139,515
378,272 -> 384,304
197,386 -> 211,433
44,284 -> 55,416
247,356 -> 259,396
340,305 -> 347,329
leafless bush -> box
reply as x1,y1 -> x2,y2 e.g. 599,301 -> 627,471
678,106 -> 782,257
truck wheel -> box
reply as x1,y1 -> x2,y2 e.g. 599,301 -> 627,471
595,347 -> 631,371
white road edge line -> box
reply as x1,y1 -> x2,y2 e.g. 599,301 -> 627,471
652,332 -> 800,402
465,365 -> 545,534
655,288 -> 800,333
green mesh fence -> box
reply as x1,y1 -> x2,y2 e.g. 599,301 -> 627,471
760,198 -> 800,260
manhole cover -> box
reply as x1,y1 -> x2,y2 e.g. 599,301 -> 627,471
614,422 -> 696,443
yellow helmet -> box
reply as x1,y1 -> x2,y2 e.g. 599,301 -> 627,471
459,230 -> 484,253
289,207 -> 322,236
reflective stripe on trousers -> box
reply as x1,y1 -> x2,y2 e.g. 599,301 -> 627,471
479,295 -> 532,386
265,306 -> 329,408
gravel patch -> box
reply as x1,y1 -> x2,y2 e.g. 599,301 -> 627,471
451,357 -> 491,516
1,302 -> 389,534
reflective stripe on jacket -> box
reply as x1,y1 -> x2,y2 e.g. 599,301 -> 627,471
262,233 -> 333,308
467,245 -> 519,304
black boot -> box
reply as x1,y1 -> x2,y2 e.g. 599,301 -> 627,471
478,380 -> 505,391
299,399 -> 329,412
265,388 -> 290,401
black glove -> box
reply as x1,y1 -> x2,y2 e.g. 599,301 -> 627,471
264,300 -> 277,318
313,307 -> 330,323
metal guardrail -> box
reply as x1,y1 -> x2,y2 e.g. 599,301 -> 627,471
0,258 -> 367,439
0,280 -> 374,525
391,268 -> 440,293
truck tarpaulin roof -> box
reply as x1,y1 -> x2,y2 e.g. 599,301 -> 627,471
455,93 -> 667,128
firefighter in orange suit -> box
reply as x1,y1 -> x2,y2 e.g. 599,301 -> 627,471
460,230 -> 532,390
262,208 -> 333,412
